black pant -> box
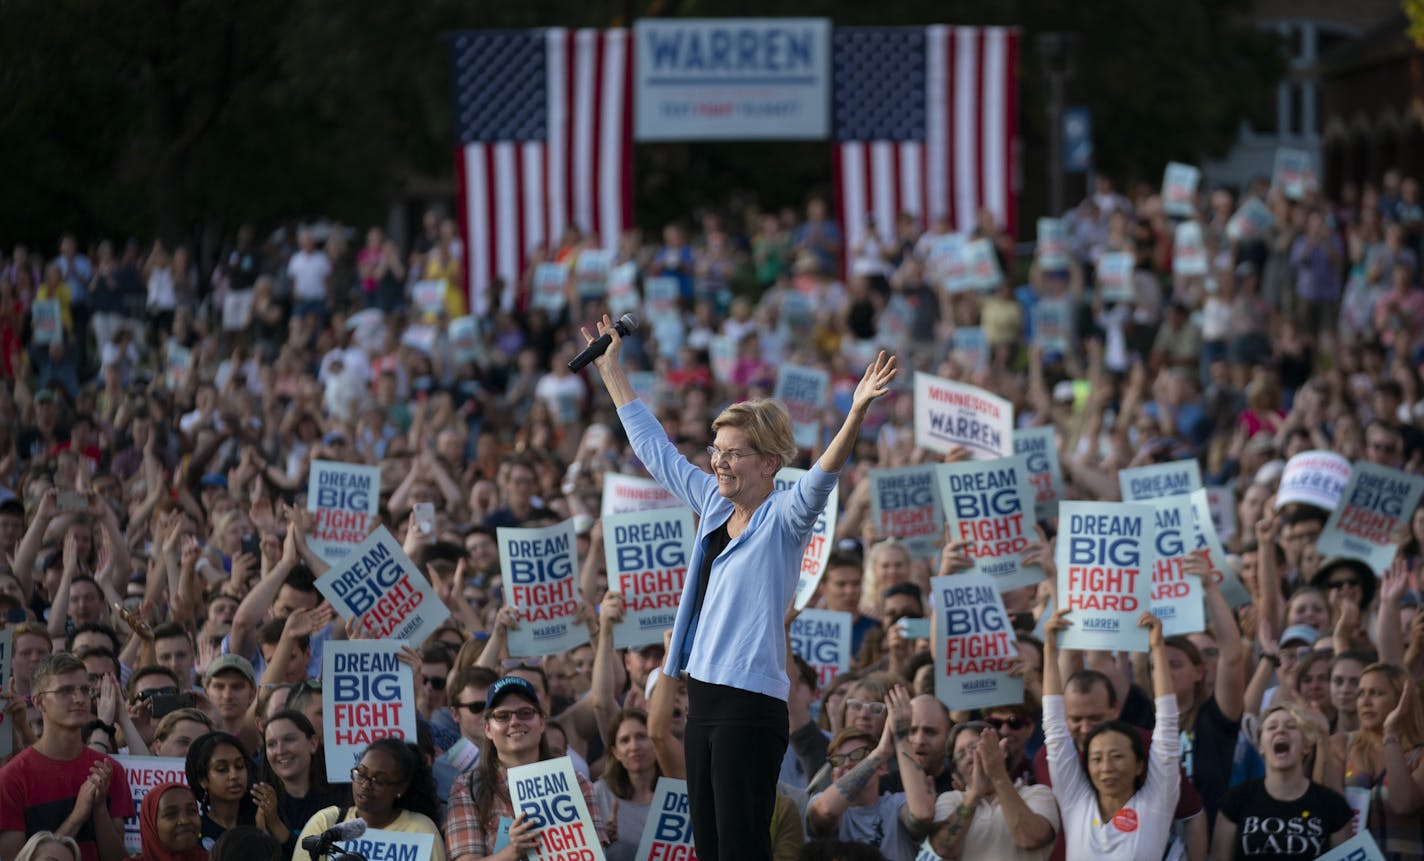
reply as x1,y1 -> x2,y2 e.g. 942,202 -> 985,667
685,677 -> 788,861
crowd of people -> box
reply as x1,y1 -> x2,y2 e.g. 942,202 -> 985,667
0,161 -> 1423,861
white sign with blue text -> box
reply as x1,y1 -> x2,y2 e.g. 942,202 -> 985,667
932,573 -> 1021,711
500,520 -> 588,657
323,641 -> 417,781
605,508 -> 693,649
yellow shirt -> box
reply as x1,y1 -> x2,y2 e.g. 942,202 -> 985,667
291,806 -> 447,861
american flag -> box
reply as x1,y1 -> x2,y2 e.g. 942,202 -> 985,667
833,26 -> 1018,260
450,29 -> 632,314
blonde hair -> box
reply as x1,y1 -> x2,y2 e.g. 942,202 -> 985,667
14,833 -> 80,861
711,399 -> 797,468
1258,702 -> 1320,752
1358,663 -> 1424,748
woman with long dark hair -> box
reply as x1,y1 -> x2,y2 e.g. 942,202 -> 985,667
445,676 -> 606,861
582,313 -> 896,861
259,710 -> 348,854
290,738 -> 445,861
592,710 -> 661,861
185,732 -> 286,851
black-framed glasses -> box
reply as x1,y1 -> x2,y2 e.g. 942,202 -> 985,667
350,768 -> 400,789
828,747 -> 872,768
38,684 -> 94,701
487,706 -> 540,726
454,700 -> 486,715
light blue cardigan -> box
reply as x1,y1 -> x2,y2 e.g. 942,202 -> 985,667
618,398 -> 839,701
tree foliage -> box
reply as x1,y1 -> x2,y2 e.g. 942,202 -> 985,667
0,0 -> 1283,248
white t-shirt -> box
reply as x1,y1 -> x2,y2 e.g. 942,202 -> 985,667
287,249 -> 332,302
930,784 -> 1059,861
147,267 -> 175,310
1043,693 -> 1180,861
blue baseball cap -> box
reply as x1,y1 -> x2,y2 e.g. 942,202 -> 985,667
486,676 -> 541,713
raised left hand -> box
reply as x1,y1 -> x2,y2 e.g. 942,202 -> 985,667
851,351 -> 898,414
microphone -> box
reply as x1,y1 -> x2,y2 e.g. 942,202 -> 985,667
568,313 -> 638,372
301,818 -> 367,854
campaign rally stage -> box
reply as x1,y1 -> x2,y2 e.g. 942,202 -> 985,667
1055,501 -> 1156,652
323,641 -> 417,780
604,508 -> 693,649
307,460 -> 381,564
932,573 -> 1022,711
508,757 -> 606,861
913,372 -> 1013,459
316,527 -> 449,644
937,456 -> 1041,591
501,519 -> 589,657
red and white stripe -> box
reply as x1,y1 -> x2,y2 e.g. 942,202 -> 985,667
458,28 -> 632,315
834,26 -> 1018,268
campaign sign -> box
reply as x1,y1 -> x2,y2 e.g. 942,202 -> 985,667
1147,497 -> 1206,636
1036,218 -> 1069,270
932,573 -> 1022,711
1173,221 -> 1208,277
500,520 -> 588,657
1204,485 -> 1238,543
1315,831 -> 1386,861
341,830 -> 435,861
1014,426 -> 1063,522
927,234 -> 969,293
533,263 -> 570,314
400,324 -> 438,356
222,289 -> 254,331
1119,459 -> 1203,501
778,467 -> 837,610
605,508 -> 694,649
790,609 -> 852,690
634,778 -> 695,861
951,327 -> 988,372
1317,461 -> 1424,575
868,465 -> 944,560
411,279 -> 447,317
1275,450 -> 1352,511
307,460 -> 381,564
113,756 -> 186,855
937,456 -> 1041,591
164,344 -> 191,390
1190,489 -> 1252,609
634,18 -> 832,142
1096,252 -> 1135,303
1272,147 -> 1316,201
508,757 -> 607,861
1030,298 -> 1072,355
601,473 -> 683,516
324,641 -> 417,780
1055,501 -> 1155,652
708,334 -> 737,385
449,316 -> 482,366
31,299 -> 61,346
913,372 -> 1013,460
574,249 -> 614,299
775,364 -> 829,449
644,275 -> 681,321
608,262 -> 640,318
1227,197 -> 1274,243
1161,162 -> 1200,218
0,629 -> 11,758
316,527 -> 450,644
961,238 -> 1002,290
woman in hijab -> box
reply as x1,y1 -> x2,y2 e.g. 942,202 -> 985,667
138,782 -> 206,861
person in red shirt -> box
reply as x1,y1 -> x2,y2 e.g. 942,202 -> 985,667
0,653 -> 134,861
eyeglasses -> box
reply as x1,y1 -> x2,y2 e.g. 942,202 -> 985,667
844,699 -> 887,716
487,706 -> 541,725
454,700 -> 486,715
38,684 -> 94,701
706,446 -> 755,464
350,768 -> 400,789
827,747 -> 872,768
1327,579 -> 1361,591
985,715 -> 1028,732
422,676 -> 447,691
